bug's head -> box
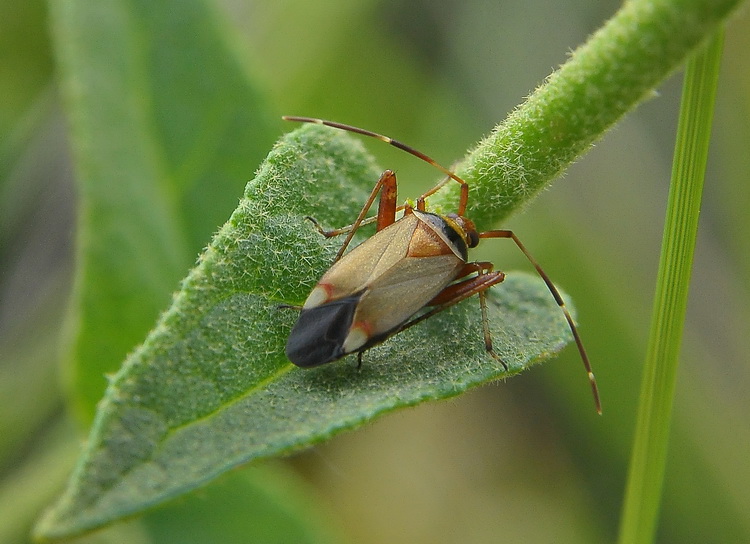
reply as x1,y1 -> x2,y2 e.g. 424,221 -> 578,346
446,213 -> 479,248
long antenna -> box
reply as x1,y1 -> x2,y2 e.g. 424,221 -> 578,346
283,116 -> 468,214
479,229 -> 602,414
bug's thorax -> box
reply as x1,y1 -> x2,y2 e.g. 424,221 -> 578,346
408,209 -> 470,261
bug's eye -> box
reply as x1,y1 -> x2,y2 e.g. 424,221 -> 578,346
468,231 -> 480,248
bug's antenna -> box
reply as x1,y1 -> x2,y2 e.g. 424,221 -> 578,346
283,116 -> 469,214
479,229 -> 602,414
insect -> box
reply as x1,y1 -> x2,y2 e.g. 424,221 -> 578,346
283,116 -> 601,414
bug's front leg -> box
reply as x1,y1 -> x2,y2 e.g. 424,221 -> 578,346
307,170 -> 400,264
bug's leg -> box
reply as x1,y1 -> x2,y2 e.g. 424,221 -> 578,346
477,287 -> 505,369
425,262 -> 503,306
332,169 -> 398,262
426,261 -> 509,369
307,170 -> 399,264
479,229 -> 601,414
413,171 -> 464,213
394,262 -> 508,368
357,351 -> 364,369
306,169 -> 401,237
278,303 -> 303,310
306,169 -> 394,238
306,214 -> 383,237
375,170 -> 398,232
416,173 -> 469,216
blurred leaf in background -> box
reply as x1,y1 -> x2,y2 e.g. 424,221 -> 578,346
0,0 -> 340,541
49,0 -> 278,422
1,0 -> 748,543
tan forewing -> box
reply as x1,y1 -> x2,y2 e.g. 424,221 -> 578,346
317,213 -> 421,300
313,211 -> 466,336
353,253 -> 463,335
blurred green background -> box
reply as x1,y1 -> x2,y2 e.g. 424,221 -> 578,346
1,0 -> 748,543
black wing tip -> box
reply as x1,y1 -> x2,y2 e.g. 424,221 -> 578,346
285,294 -> 363,367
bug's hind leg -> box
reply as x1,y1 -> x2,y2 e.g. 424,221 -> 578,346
395,262 -> 509,370
476,288 -> 508,371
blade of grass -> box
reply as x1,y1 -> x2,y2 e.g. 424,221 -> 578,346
617,30 -> 725,544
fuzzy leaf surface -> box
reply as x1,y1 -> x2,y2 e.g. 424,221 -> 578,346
35,125 -> 577,539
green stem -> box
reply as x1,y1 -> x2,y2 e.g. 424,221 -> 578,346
617,30 -> 724,544
432,0 -> 741,229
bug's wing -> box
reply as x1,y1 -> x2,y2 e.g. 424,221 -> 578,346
313,214 -> 421,303
291,211 -> 466,364
353,253 -> 463,337
286,292 -> 364,367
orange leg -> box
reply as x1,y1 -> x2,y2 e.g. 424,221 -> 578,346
306,169 -> 462,245
426,262 -> 501,305
375,171 -> 398,232
396,261 -> 509,369
307,170 -> 400,263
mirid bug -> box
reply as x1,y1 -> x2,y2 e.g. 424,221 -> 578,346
283,116 -> 601,414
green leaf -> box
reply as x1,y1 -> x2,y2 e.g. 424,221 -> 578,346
34,124 -> 576,539
140,465 -> 345,544
48,0 -> 277,422
0,422 -> 342,544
